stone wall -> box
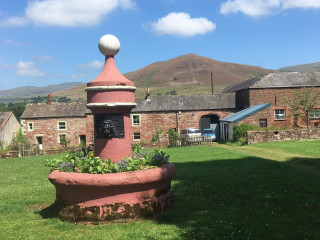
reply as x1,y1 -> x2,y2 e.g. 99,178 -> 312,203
237,87 -> 320,129
22,116 -> 94,149
132,109 -> 235,143
247,128 -> 320,144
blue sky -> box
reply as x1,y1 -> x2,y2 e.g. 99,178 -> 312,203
0,0 -> 320,90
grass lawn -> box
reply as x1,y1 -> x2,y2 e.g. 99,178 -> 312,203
1,140 -> 320,239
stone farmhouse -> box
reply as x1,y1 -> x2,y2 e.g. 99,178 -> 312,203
0,112 -> 20,148
21,100 -> 94,150
20,72 -> 320,149
220,72 -> 320,140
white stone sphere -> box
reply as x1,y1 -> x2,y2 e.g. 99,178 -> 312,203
98,34 -> 120,56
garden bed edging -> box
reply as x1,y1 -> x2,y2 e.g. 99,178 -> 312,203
48,163 -> 176,223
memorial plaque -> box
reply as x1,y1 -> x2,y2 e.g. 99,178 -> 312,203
94,113 -> 125,139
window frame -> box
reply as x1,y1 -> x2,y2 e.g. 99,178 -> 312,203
259,118 -> 267,128
310,109 -> 320,119
133,132 -> 141,141
58,133 -> 67,143
131,114 -> 141,126
57,121 -> 67,130
274,109 -> 286,121
28,122 -> 34,131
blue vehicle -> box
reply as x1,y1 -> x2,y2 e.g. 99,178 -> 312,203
203,129 -> 216,141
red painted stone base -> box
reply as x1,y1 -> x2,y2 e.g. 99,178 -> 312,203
48,163 -> 176,223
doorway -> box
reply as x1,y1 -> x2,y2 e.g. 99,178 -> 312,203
79,135 -> 86,147
199,114 -> 220,139
36,136 -> 43,150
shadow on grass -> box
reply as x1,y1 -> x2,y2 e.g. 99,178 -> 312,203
156,156 -> 320,240
285,157 -> 320,175
38,204 -> 56,219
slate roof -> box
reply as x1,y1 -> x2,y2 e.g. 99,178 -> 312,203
221,103 -> 271,123
0,112 -> 11,130
132,94 -> 236,113
222,72 -> 320,93
21,94 -> 236,118
21,102 -> 87,119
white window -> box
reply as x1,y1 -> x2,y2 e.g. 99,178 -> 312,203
310,110 -> 320,119
131,114 -> 141,126
275,109 -> 286,120
133,132 -> 141,141
28,122 -> 34,131
57,121 -> 66,130
259,119 -> 267,128
58,134 -> 67,143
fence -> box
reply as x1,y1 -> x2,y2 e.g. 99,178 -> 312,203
0,144 -> 84,159
169,136 -> 215,147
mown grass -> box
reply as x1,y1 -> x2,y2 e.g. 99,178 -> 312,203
1,140 -> 320,239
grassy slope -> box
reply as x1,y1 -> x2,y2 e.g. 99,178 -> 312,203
1,141 -> 320,239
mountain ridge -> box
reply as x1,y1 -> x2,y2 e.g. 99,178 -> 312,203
2,54 -> 280,101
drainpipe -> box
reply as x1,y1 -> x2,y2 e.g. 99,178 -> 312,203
175,111 -> 180,133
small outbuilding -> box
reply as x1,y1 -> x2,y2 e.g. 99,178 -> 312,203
0,112 -> 20,148
220,103 -> 271,141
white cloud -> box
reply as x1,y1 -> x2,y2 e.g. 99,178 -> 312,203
77,60 -> 104,69
0,64 -> 12,70
33,56 -> 55,62
149,12 -> 216,37
0,17 -> 28,27
4,38 -> 27,46
220,0 -> 320,16
220,0 -> 280,17
0,0 -> 136,27
282,0 -> 320,9
71,73 -> 87,79
15,61 -> 46,77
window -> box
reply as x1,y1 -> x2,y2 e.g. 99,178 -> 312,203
310,110 -> 320,119
131,114 -> 141,126
58,134 -> 67,143
259,119 -> 267,128
28,122 -> 34,131
57,121 -> 66,130
133,132 -> 141,141
275,109 -> 286,120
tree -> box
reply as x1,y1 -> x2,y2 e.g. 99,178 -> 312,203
165,90 -> 177,95
58,96 -> 71,102
285,72 -> 320,128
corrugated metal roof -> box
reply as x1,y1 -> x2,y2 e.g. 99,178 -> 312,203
222,72 -> 320,93
221,103 -> 271,123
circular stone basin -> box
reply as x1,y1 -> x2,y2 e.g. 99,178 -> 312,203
48,163 -> 176,223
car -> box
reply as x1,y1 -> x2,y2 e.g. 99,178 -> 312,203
180,128 -> 202,142
203,128 -> 216,141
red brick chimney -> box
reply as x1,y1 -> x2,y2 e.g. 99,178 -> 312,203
46,94 -> 53,105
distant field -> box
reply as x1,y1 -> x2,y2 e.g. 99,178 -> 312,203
1,140 -> 320,239
54,83 -> 229,101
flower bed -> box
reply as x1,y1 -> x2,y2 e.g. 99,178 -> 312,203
46,147 -> 170,174
47,146 -> 176,223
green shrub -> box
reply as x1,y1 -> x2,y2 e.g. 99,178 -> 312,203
132,143 -> 142,154
151,129 -> 163,143
167,128 -> 180,147
45,148 -> 170,174
233,124 -> 260,141
9,128 -> 29,151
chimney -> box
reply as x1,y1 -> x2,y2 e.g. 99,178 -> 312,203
145,88 -> 151,101
47,94 -> 53,105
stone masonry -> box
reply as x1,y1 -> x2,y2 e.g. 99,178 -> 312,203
22,116 -> 94,149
